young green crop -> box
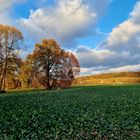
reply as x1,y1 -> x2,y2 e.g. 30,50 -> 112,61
0,85 -> 140,139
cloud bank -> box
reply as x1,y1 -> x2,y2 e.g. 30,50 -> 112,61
19,0 -> 109,47
1,0 -> 140,75
76,1 -> 140,75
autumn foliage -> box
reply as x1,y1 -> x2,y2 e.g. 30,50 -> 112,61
0,25 -> 23,92
0,25 -> 80,91
20,39 -> 80,89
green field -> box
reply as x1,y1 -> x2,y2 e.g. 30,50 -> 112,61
0,85 -> 140,139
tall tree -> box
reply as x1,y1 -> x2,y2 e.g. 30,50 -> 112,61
0,25 -> 23,91
26,39 -> 80,90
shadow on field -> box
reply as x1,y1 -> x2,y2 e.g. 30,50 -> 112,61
3,84 -> 140,95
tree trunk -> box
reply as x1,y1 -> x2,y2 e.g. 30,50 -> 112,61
3,76 -> 6,90
46,62 -> 52,90
0,41 -> 8,91
0,78 -> 3,91
0,55 -> 7,91
46,76 -> 52,90
0,68 -> 6,91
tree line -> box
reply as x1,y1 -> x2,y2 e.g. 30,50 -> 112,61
0,25 -> 80,93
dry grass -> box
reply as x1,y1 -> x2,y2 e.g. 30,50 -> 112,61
73,72 -> 140,86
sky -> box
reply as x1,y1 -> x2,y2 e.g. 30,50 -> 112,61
0,0 -> 140,75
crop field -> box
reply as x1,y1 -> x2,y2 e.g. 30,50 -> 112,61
0,85 -> 140,139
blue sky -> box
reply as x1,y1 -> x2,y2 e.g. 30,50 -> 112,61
10,0 -> 137,47
98,0 -> 137,32
0,0 -> 140,75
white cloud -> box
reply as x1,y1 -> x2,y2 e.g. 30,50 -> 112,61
76,45 -> 134,68
0,0 -> 12,12
0,0 -> 26,25
80,64 -> 140,76
103,1 -> 140,52
0,0 -> 12,24
0,13 -> 11,25
19,0 -> 108,47
76,46 -> 117,67
0,0 -> 27,12
107,20 -> 140,47
130,1 -> 140,23
76,1 -> 140,75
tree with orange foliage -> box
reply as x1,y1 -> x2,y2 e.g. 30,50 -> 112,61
0,25 -> 23,92
19,54 -> 43,89
19,55 -> 33,89
25,39 -> 80,90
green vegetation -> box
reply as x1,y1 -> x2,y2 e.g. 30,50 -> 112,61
0,85 -> 140,139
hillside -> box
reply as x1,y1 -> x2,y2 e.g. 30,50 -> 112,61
73,72 -> 140,85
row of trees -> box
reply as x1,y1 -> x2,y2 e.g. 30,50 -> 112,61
0,25 -> 80,92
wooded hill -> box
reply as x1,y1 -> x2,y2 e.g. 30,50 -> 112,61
73,72 -> 140,85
